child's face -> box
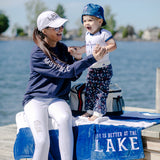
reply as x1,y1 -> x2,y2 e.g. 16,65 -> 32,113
82,15 -> 103,34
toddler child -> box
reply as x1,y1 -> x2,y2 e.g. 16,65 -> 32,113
69,3 -> 117,121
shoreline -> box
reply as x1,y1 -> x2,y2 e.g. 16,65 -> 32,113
1,35 -> 160,42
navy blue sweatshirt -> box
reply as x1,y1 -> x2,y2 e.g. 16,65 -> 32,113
23,42 -> 96,106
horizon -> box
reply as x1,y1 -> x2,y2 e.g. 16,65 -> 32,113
1,0 -> 160,36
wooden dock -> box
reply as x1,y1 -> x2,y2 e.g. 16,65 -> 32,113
0,124 -> 17,160
0,119 -> 160,160
142,124 -> 160,159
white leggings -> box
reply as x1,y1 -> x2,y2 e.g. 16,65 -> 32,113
24,98 -> 73,160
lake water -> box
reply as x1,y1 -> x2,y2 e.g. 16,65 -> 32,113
0,39 -> 160,126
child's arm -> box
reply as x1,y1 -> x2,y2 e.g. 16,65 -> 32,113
105,38 -> 117,53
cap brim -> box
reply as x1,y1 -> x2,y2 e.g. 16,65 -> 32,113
48,18 -> 68,28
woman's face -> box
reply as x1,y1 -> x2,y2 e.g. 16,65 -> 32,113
83,15 -> 103,34
42,26 -> 64,47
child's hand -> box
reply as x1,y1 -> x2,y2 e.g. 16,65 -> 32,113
68,47 -> 82,60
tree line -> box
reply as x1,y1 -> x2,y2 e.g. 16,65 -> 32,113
0,0 -> 140,38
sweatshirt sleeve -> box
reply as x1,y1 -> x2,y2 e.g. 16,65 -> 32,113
31,50 -> 96,79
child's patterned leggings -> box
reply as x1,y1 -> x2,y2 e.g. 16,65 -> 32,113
85,64 -> 113,115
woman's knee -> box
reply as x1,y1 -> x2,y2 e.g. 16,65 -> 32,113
58,112 -> 72,126
35,134 -> 50,150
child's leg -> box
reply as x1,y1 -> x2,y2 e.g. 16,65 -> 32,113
84,80 -> 97,117
94,89 -> 109,114
84,68 -> 97,116
89,65 -> 113,121
85,83 -> 96,111
88,90 -> 108,121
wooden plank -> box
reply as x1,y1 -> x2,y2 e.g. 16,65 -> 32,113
142,124 -> 160,139
143,150 -> 160,160
142,137 -> 160,152
0,124 -> 16,160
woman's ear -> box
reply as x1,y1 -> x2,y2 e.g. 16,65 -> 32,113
42,29 -> 46,35
41,29 -> 47,37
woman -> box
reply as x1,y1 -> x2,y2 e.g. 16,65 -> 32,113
23,10 -> 107,160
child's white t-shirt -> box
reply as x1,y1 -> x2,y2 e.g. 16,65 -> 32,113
85,28 -> 113,68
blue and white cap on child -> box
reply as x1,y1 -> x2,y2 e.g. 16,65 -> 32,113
81,3 -> 106,26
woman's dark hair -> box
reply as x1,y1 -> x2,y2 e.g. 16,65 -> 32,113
33,28 -> 59,64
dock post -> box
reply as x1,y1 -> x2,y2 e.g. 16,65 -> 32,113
156,68 -> 160,113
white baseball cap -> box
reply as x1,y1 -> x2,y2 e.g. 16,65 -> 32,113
37,11 -> 68,31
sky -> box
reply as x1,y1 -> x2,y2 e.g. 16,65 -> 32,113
1,0 -> 160,36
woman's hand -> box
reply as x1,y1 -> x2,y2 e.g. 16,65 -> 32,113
68,47 -> 82,60
93,44 -> 108,61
